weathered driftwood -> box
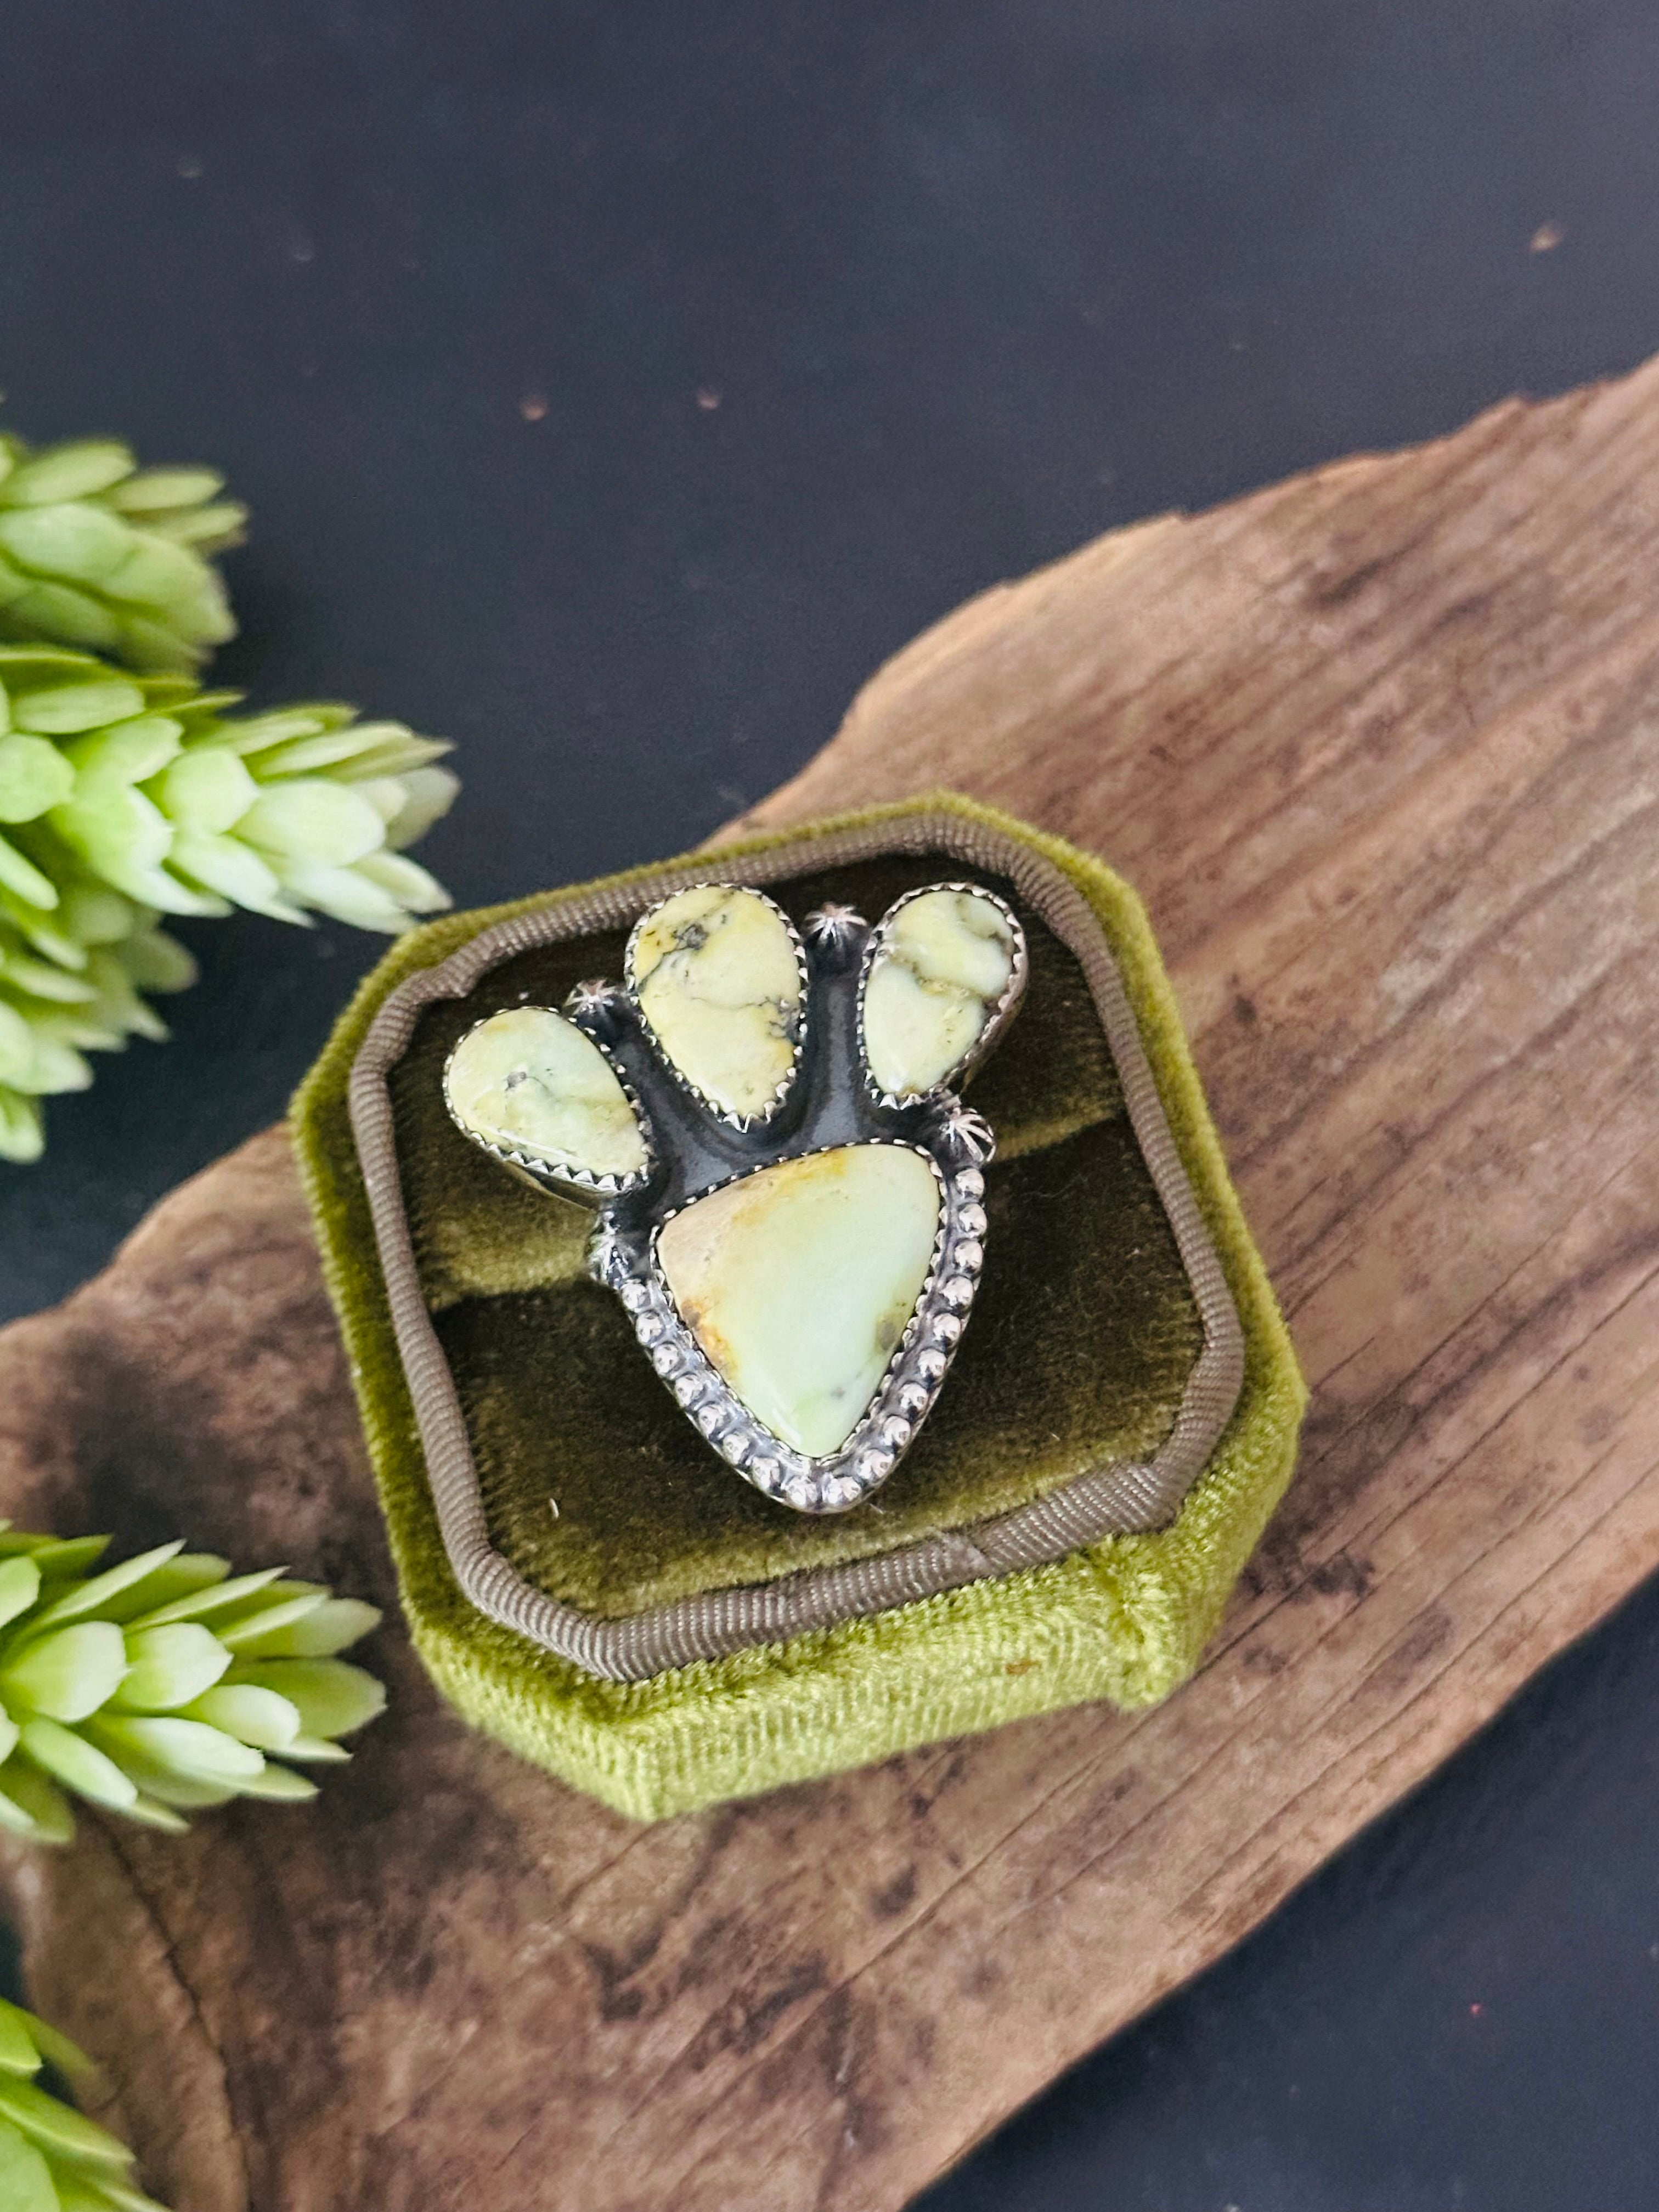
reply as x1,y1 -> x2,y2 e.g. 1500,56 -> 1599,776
5,353 -> 1659,2210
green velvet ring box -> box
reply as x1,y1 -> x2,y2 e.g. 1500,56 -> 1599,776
293,793 -> 1305,1820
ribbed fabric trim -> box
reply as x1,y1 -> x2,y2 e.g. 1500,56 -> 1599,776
347,809 -> 1245,1681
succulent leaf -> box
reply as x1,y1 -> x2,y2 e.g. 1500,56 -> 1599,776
111,1624 -> 231,1712
29,1544 -> 186,1630
282,1739 -> 351,1765
215,1593 -> 331,1650
0,2004 -> 40,2075
3,1537 -> 108,1575
0,2076 -> 132,2168
0,1623 -> 127,1723
226,1658 -> 386,1740
19,1719 -> 139,1810
230,1595 -> 381,1659
125,1564 -> 284,1630
19,680 -> 149,737
187,1683 -> 301,1751
0,1763 -> 74,1843
233,1762 -> 319,1804
0,2117 -> 55,2212
105,466 -> 226,515
90,1716 -> 264,1787
0,735 -> 76,822
0,1556 -> 42,1629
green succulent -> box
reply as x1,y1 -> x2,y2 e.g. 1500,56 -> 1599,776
0,1997 -> 168,2211
0,644 -> 457,1161
0,1524 -> 385,1842
0,431 -> 247,675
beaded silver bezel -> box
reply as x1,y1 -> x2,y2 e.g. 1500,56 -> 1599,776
856,881 -> 1030,1111
441,1006 -> 656,1207
624,881 -> 810,1133
590,1143 -> 991,1514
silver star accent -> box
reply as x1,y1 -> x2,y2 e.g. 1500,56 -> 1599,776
563,978 -> 626,1029
936,1102 -> 997,1166
585,1217 -> 631,1287
803,903 -> 867,963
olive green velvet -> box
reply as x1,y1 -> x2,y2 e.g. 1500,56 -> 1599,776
292,793 -> 1306,1820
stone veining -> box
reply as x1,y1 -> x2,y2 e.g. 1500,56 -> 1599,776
656,1146 -> 942,1457
627,884 -> 804,1124
444,1006 -> 648,1186
863,887 -> 1020,1100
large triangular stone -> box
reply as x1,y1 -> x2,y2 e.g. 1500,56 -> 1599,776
655,1144 -> 941,1457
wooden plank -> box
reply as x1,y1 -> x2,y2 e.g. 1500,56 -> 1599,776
4,355 -> 1659,2210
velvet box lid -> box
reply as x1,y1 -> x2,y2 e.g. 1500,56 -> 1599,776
292,792 -> 1305,1819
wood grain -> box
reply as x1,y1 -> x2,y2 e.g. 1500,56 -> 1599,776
5,355 -> 1659,2210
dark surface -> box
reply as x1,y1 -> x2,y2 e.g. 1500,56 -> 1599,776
1,3 -> 1656,2205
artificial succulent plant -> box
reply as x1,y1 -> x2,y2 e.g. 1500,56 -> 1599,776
0,419 -> 461,1159
0,645 -> 457,1160
0,1523 -> 385,1842
0,429 -> 245,675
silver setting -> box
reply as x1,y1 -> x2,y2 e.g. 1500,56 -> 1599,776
935,1101 -> 997,1166
452,873 -> 1028,1517
441,1009 -> 655,1208
623,881 -> 810,1133
856,881 -> 1029,1111
563,977 -> 628,1033
578,1136 -> 992,1515
589,1220 -> 638,1287
803,902 -> 868,966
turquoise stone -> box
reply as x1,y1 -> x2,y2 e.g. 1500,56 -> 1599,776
628,884 -> 802,1121
445,1007 -> 647,1186
656,1144 -> 941,1456
864,887 -> 1018,1099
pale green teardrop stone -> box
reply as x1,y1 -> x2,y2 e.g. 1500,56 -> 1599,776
657,1144 -> 940,1456
629,884 -> 802,1120
864,888 -> 1017,1098
446,1007 -> 647,1182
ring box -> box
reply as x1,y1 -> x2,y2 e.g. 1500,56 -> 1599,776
294,793 -> 1305,1819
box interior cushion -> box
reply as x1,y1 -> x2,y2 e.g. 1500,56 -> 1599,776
388,855 -> 1205,1617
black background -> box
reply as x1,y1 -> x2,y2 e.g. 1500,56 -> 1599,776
2,4 -> 1657,2206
